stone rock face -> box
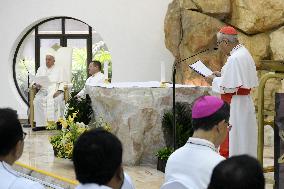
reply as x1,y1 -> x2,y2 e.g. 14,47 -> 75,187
238,33 -> 270,68
191,0 -> 230,19
230,0 -> 284,34
270,27 -> 284,60
86,85 -> 210,165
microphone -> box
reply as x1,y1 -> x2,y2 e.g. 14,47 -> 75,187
176,47 -> 218,64
21,58 -> 32,128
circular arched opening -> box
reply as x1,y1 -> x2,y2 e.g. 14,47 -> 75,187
13,16 -> 112,105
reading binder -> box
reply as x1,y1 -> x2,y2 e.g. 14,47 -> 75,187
189,60 -> 213,77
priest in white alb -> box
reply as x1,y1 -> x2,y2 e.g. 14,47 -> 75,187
207,26 -> 258,158
76,60 -> 105,99
32,49 -> 66,131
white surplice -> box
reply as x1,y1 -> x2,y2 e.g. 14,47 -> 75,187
33,64 -> 66,127
212,44 -> 258,157
164,138 -> 225,189
77,72 -> 105,98
0,161 -> 44,189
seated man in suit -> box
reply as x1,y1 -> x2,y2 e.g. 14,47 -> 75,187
32,49 -> 66,131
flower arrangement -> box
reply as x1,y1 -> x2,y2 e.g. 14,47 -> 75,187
48,112 -> 111,159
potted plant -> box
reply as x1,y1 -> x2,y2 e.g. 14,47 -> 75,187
156,147 -> 174,172
156,102 -> 194,172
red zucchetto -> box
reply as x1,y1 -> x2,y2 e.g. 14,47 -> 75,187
219,26 -> 237,35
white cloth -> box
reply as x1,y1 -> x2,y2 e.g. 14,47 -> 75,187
76,172 -> 135,189
0,161 -> 44,189
164,138 -> 224,189
212,44 -> 258,157
33,64 -> 65,127
77,72 -> 105,98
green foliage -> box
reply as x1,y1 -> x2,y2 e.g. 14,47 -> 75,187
162,102 -> 194,148
71,48 -> 88,93
155,147 -> 174,160
64,91 -> 93,125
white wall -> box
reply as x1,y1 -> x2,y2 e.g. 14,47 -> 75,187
0,0 -> 174,118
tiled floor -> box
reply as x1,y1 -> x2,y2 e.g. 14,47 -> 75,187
18,128 -> 274,189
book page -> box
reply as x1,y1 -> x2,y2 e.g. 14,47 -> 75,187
189,60 -> 213,77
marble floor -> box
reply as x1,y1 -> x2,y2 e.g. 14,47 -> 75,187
17,127 -> 274,189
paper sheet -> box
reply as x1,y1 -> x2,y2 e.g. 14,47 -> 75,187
34,76 -> 51,87
189,60 -> 213,77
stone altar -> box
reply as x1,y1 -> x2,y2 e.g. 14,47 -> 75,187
86,82 -> 211,165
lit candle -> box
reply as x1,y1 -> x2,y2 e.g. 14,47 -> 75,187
161,61 -> 165,82
104,61 -> 109,80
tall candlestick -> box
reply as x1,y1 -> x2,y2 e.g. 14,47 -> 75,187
161,61 -> 166,82
104,61 -> 109,80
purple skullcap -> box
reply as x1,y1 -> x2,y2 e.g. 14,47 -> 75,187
192,96 -> 224,119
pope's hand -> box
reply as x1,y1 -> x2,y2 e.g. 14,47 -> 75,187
53,91 -> 63,98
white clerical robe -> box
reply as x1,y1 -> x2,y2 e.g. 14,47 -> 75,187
77,72 -> 105,98
212,44 -> 258,157
33,64 -> 66,127
164,138 -> 224,189
76,172 -> 135,189
0,161 -> 44,189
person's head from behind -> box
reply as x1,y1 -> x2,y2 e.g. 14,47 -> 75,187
0,108 -> 25,165
191,96 -> 230,147
208,155 -> 265,189
73,128 -> 123,189
216,26 -> 239,55
88,60 -> 101,75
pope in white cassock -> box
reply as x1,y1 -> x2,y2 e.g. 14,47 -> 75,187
76,60 -> 105,99
208,26 -> 258,158
32,49 -> 66,131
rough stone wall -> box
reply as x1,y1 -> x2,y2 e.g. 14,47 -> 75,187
165,0 -> 284,111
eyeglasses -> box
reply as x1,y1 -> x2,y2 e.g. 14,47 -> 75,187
23,132 -> 27,140
224,120 -> 232,131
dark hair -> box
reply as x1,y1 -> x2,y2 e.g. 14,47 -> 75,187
192,102 -> 230,131
0,108 -> 23,156
208,155 -> 265,189
73,128 -> 122,185
90,60 -> 102,71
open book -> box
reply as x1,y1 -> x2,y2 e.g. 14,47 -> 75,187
189,60 -> 213,77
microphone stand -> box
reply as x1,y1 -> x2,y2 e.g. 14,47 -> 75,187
22,59 -> 31,128
172,48 -> 216,150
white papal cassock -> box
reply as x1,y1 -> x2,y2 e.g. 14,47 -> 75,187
0,161 -> 44,189
165,138 -> 224,189
33,64 -> 65,127
77,72 -> 105,98
212,44 -> 258,157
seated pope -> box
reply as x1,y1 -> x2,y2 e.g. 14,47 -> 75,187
32,49 -> 66,131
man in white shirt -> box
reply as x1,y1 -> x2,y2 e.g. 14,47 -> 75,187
33,49 -> 66,131
76,61 -> 105,99
73,128 -> 135,189
0,108 -> 44,189
207,26 -> 258,158
164,96 -> 230,189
